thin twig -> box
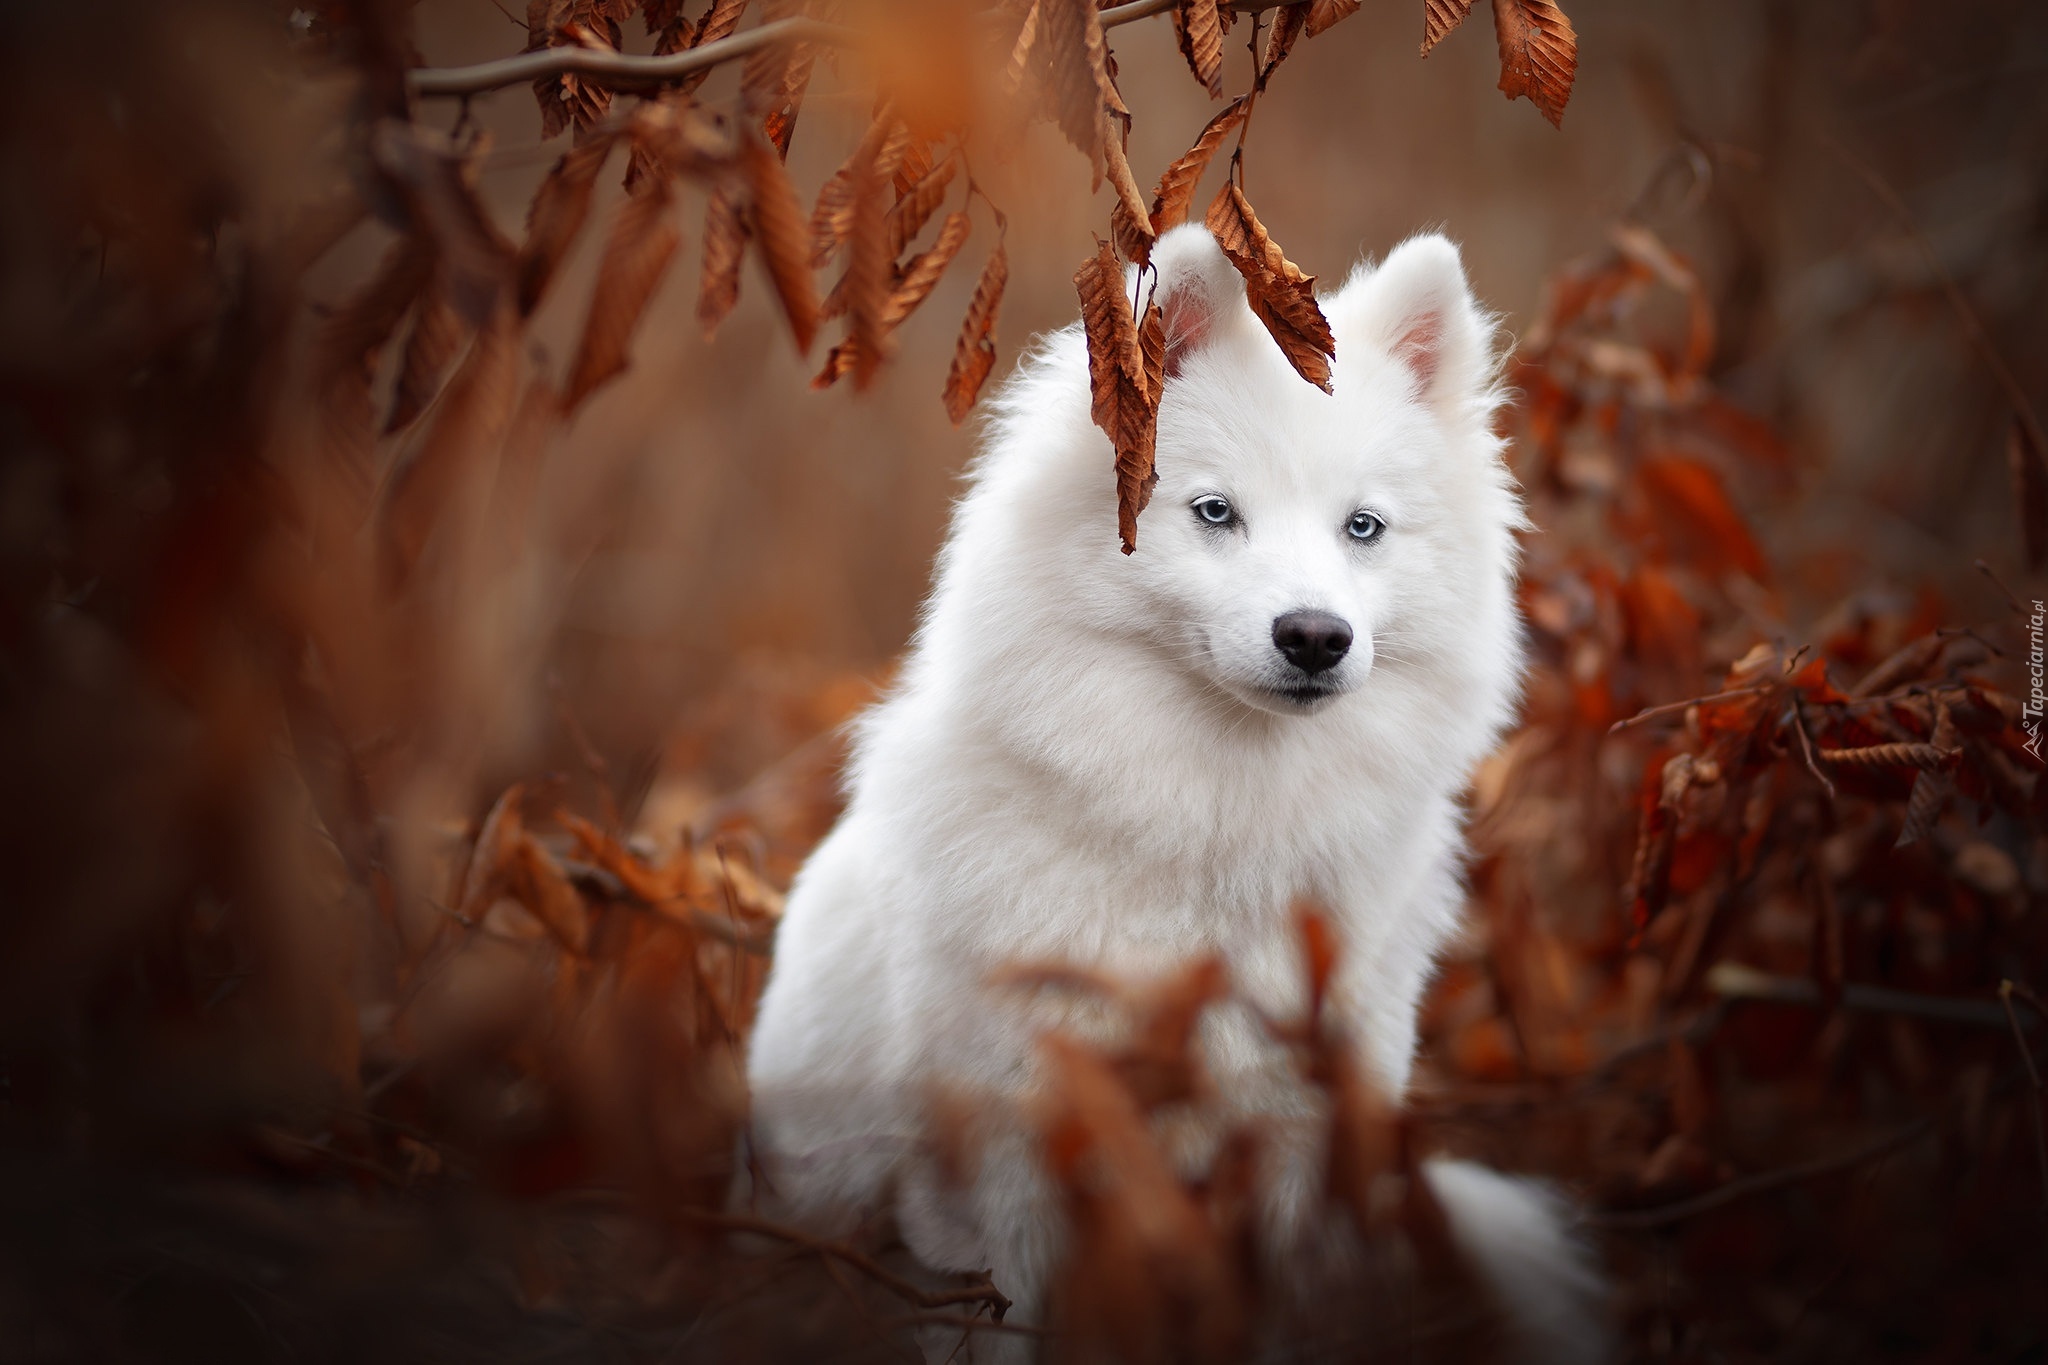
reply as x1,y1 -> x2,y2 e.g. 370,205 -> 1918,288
1791,698 -> 1837,801
1607,683 -> 1773,734
885,1312 -> 1052,1339
683,1209 -> 1014,1317
1590,1112 -> 1939,1231
410,1 -> 1312,100
1707,961 -> 2037,1029
410,17 -> 853,98
1976,558 -> 2026,616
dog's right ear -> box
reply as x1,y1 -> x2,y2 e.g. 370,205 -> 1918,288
1145,226 -> 1246,381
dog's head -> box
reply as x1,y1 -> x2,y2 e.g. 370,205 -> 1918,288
1110,225 -> 1521,718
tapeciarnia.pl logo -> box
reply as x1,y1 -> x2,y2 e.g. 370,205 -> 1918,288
2027,599 -> 2046,763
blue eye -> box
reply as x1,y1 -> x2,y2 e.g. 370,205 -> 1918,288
1346,510 -> 1385,543
1193,496 -> 1234,526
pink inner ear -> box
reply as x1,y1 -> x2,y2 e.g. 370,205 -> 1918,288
1160,287 -> 1213,380
1392,311 -> 1443,389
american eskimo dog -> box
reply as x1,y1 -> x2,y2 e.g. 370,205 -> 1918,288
745,225 -> 1606,1359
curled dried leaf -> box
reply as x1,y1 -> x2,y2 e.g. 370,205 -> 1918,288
1204,182 -> 1335,393
1303,0 -> 1361,37
1172,0 -> 1225,97
1258,4 -> 1306,86
1422,0 -> 1476,55
565,179 -> 683,412
1038,0 -> 1113,182
884,210 -> 970,328
740,131 -> 820,354
943,239 -> 1008,425
810,113 -> 906,267
886,151 -> 959,261
1493,0 -> 1578,127
371,122 -> 517,325
317,234 -> 434,505
697,182 -> 750,336
1075,239 -> 1159,553
517,135 -> 613,316
376,305 -> 522,592
1150,96 -> 1249,234
384,285 -> 467,434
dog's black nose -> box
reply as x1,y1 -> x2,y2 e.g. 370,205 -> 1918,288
1272,611 -> 1352,674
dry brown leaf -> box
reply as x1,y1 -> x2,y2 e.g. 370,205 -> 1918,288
1204,181 -> 1335,393
371,122 -> 517,326
564,180 -> 683,412
316,234 -> 434,505
459,783 -> 530,922
1038,0 -> 1113,183
1304,0 -> 1362,37
1422,0 -> 1477,55
384,285 -> 466,435
885,151 -> 959,261
943,239 -> 1008,425
524,1 -> 623,140
843,129 -> 894,388
697,183 -> 750,336
1004,0 -> 1040,90
677,0 -> 748,94
517,135 -> 613,317
1258,4 -> 1307,86
884,210 -> 970,328
743,1 -> 814,158
1100,115 -> 1154,267
1493,0 -> 1577,127
810,113 -> 906,267
761,49 -> 816,157
739,131 -> 820,355
1075,239 -> 1158,553
513,833 -> 592,956
1148,96 -> 1249,234
1138,287 -> 1166,407
1897,702 -> 1957,847
2010,418 -> 2048,568
1172,0 -> 1225,97
376,305 -> 523,592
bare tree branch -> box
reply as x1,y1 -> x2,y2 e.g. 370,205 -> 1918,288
407,2 -> 1311,100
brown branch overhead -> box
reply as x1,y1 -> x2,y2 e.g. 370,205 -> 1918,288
408,1 -> 1311,100
409,16 -> 849,98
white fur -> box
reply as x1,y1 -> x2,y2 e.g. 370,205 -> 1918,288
745,226 -> 1603,1358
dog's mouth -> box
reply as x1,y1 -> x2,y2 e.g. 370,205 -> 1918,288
1265,682 -> 1340,708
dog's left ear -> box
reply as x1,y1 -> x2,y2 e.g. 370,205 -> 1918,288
1326,234 -> 1489,408
1143,225 -> 1249,381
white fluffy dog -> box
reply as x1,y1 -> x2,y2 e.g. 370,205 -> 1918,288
745,225 -> 1605,1359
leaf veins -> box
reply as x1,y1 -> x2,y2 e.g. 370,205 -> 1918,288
1422,0 -> 1476,55
1303,0 -> 1361,38
697,182 -> 750,336
1493,0 -> 1577,128
1038,0 -> 1114,184
1172,0 -> 1225,98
